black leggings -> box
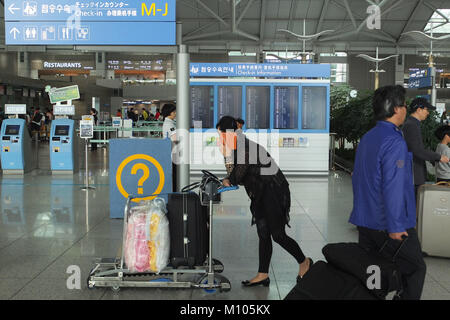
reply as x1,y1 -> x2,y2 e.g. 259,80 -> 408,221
256,218 -> 306,273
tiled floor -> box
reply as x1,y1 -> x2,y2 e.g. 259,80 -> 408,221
0,145 -> 449,300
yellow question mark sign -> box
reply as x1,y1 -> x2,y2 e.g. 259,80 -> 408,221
131,163 -> 150,195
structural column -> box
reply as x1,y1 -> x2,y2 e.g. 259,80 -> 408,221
176,22 -> 190,191
17,51 -> 31,78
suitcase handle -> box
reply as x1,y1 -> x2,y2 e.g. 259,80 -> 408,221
435,181 -> 450,187
379,235 -> 408,262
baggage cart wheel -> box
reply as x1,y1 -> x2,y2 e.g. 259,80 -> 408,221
86,267 -> 96,290
87,277 -> 95,290
197,274 -> 231,293
111,285 -> 121,293
212,259 -> 224,273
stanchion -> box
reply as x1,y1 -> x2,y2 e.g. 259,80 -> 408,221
34,131 -> 39,169
81,138 -> 95,191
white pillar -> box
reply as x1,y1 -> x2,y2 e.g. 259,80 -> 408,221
176,23 -> 190,192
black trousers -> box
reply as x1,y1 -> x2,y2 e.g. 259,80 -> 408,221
253,186 -> 305,274
172,163 -> 177,192
256,219 -> 305,273
357,226 -> 426,300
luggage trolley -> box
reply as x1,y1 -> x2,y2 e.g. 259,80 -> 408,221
87,170 -> 238,293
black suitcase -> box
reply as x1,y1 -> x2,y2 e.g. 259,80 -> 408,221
322,241 -> 406,299
284,261 -> 377,300
167,192 -> 208,268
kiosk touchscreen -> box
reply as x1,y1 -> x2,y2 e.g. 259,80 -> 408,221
0,118 -> 35,174
50,118 -> 79,174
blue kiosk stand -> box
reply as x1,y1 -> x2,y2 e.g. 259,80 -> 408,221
50,118 -> 79,174
0,118 -> 36,174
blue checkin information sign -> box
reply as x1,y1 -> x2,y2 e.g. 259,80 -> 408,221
4,0 -> 175,45
190,63 -> 331,78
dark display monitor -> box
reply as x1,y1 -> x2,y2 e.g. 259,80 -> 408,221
246,86 -> 270,129
274,86 -> 299,129
5,125 -> 20,135
54,125 -> 70,136
302,86 -> 327,130
217,86 -> 242,122
190,86 -> 214,128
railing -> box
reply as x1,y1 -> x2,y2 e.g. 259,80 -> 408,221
76,125 -> 163,144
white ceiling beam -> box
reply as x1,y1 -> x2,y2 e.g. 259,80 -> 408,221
398,0 -> 425,40
194,0 -> 229,28
237,0 -> 255,26
287,0 -> 299,31
316,0 -> 330,34
343,0 -> 357,29
184,30 -> 229,42
259,0 -> 267,42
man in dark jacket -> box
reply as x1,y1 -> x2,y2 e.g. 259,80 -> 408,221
350,85 -> 426,300
402,98 -> 449,198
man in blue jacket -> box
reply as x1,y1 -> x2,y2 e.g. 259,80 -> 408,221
349,85 -> 426,300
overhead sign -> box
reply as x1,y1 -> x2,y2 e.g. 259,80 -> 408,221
408,67 -> 434,89
409,77 -> 433,89
189,63 -> 331,78
53,105 -> 75,115
4,0 -> 176,45
49,85 -> 80,104
5,104 -> 27,114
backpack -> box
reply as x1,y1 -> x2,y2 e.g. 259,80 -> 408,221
32,112 -> 43,123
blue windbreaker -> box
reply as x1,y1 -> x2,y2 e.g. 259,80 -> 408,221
349,121 -> 417,233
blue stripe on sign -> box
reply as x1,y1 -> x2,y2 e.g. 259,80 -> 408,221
5,21 -> 175,45
4,0 -> 176,22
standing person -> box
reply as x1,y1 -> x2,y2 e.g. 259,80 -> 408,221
127,108 -> 134,121
90,108 -> 98,151
161,104 -> 177,191
402,97 -> 449,198
31,107 -> 44,140
217,116 -> 312,286
142,108 -> 149,121
155,108 -> 161,121
236,118 -> 245,130
434,125 -> 450,183
116,109 -> 122,117
349,85 -> 426,300
44,108 -> 53,142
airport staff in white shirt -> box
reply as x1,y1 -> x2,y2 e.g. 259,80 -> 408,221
161,104 -> 177,191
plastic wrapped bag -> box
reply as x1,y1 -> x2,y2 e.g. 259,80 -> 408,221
124,198 -> 170,273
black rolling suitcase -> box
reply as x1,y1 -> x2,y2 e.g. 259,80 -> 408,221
284,261 -> 377,300
167,192 -> 208,268
322,240 -> 407,299
284,238 -> 407,300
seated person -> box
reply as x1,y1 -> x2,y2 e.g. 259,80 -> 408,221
434,125 -> 450,182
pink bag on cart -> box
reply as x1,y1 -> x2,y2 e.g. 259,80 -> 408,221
124,198 -> 170,273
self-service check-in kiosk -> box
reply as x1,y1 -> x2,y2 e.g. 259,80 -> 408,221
0,105 -> 36,174
50,107 -> 79,174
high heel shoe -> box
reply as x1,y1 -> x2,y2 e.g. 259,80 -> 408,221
241,277 -> 270,287
297,258 -> 314,283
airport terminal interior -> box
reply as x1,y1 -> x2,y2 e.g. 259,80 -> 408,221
0,0 -> 450,300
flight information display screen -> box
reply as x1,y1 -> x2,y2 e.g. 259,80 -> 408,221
217,86 -> 242,122
190,86 -> 214,128
302,86 -> 327,130
246,86 -> 270,129
54,125 -> 70,136
5,125 -> 20,135
274,86 -> 299,129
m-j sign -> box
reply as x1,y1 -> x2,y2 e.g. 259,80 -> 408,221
4,0 -> 176,45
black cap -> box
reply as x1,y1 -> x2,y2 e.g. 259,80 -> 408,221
409,97 -> 436,112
